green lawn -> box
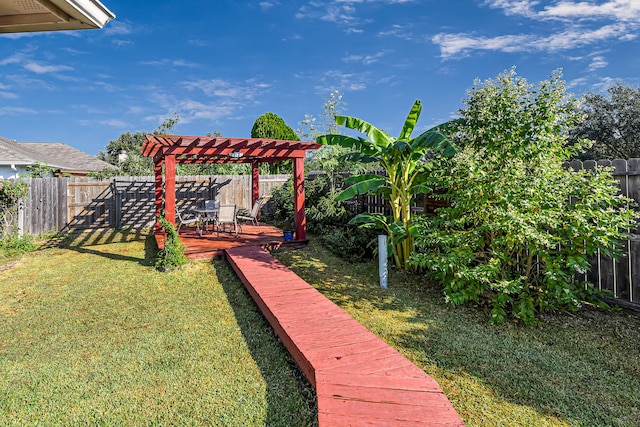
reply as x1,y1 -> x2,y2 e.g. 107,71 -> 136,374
0,230 -> 316,426
2,230 -> 638,426
274,240 -> 640,427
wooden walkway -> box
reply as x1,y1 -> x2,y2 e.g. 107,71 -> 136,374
226,245 -> 465,426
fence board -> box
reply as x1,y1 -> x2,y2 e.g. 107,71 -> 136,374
17,174 -> 289,234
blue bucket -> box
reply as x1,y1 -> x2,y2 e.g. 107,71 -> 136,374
283,231 -> 293,241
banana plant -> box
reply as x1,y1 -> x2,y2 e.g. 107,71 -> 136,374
316,100 -> 458,270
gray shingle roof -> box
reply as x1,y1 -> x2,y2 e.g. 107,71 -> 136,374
0,136 -> 110,172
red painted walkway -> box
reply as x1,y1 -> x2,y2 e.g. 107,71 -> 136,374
225,245 -> 464,426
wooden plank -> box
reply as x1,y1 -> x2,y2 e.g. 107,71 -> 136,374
631,239 -> 640,303
615,240 -> 631,301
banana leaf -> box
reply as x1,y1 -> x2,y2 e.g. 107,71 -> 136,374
335,116 -> 394,148
348,212 -> 390,232
398,100 -> 422,141
344,173 -> 385,185
338,151 -> 379,163
336,175 -> 387,201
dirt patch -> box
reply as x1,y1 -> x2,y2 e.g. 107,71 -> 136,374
0,259 -> 24,274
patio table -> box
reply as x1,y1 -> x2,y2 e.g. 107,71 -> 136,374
192,207 -> 219,236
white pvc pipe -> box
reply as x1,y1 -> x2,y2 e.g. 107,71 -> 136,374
378,234 -> 388,289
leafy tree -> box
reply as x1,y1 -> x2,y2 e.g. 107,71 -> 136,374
251,112 -> 299,174
299,90 -> 367,178
410,69 -> 638,324
317,100 -> 457,270
251,112 -> 299,141
96,112 -> 185,177
571,83 -> 640,160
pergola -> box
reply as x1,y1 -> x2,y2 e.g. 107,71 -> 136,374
142,134 -> 321,241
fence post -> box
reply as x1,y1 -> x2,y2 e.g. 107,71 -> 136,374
113,180 -> 121,229
17,197 -> 24,237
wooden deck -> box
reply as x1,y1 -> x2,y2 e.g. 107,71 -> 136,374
155,222 -> 306,259
225,245 -> 465,426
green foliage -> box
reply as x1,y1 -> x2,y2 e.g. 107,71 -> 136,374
96,131 -> 154,177
19,161 -> 58,178
251,112 -> 299,174
301,90 -> 371,178
410,68 -> 638,325
317,100 -> 457,270
266,174 -> 377,261
571,83 -> 640,160
0,180 -> 28,239
251,112 -> 299,141
96,112 -> 184,178
155,215 -> 188,271
0,233 -> 36,257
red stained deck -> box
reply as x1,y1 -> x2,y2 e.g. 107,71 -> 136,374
155,222 -> 306,259
225,245 -> 465,427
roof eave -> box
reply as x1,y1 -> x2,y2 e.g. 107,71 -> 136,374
0,0 -> 115,33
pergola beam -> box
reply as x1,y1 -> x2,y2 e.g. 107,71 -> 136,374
143,134 -> 320,241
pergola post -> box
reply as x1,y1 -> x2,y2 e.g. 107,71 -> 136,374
165,154 -> 176,224
153,154 -> 163,233
293,157 -> 306,241
251,160 -> 260,209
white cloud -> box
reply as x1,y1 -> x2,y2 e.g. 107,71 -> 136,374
101,119 -> 130,127
182,78 -> 270,100
433,1 -> 640,60
0,106 -> 37,114
259,2 -> 278,10
140,59 -> 200,68
539,0 -> 640,22
433,22 -> 633,59
0,53 -> 27,66
314,69 -> 369,92
484,0 -> 640,21
23,62 -> 73,74
588,55 -> 608,70
103,21 -> 134,36
378,24 -> 413,40
296,0 -> 409,27
0,92 -> 18,99
342,51 -> 386,65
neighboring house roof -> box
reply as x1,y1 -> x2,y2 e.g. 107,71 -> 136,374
0,0 -> 114,33
0,136 -> 110,173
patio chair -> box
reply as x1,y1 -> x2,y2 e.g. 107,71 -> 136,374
202,199 -> 220,232
176,208 -> 199,233
237,195 -> 271,227
216,204 -> 239,237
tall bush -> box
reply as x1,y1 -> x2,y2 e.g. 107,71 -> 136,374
410,69 -> 638,324
155,215 -> 189,271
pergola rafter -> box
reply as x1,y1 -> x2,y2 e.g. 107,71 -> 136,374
142,134 -> 321,241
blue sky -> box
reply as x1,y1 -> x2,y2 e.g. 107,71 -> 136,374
1,0 -> 639,156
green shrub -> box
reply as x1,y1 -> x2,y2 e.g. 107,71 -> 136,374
0,180 -> 28,239
318,225 -> 377,263
267,174 -> 376,262
0,233 -> 36,257
155,216 -> 189,271
410,69 -> 638,325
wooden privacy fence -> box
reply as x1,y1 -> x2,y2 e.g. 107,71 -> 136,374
568,159 -> 640,309
18,174 -> 290,235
